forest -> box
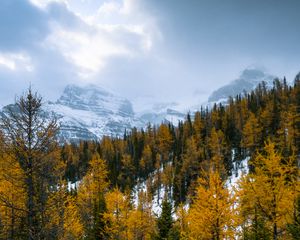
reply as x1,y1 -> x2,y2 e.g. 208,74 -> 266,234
0,73 -> 300,239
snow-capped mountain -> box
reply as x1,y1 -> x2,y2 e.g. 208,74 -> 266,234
132,99 -> 186,126
207,68 -> 276,106
1,84 -> 187,142
44,84 -> 186,142
45,84 -> 144,142
1,67 -> 277,142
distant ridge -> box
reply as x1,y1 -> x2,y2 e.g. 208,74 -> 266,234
207,68 -> 276,105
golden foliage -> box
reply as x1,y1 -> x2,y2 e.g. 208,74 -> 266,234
187,170 -> 237,240
238,141 -> 299,238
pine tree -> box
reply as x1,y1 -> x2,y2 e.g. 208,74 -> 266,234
156,198 -> 173,240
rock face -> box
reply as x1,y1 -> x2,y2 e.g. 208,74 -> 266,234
208,68 -> 276,105
45,84 -> 142,142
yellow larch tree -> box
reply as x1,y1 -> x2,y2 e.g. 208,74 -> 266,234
77,153 -> 109,239
187,169 -> 237,240
238,141 -> 299,239
104,188 -> 131,239
0,147 -> 26,239
241,112 -> 262,154
127,190 -> 156,240
175,203 -> 189,239
45,181 -> 83,240
208,127 -> 227,175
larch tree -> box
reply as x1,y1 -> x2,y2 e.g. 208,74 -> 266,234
127,190 -> 156,240
0,88 -> 61,239
77,153 -> 109,239
175,203 -> 189,240
104,188 -> 131,240
0,134 -> 26,239
187,170 -> 237,240
45,181 -> 83,239
242,112 -> 261,155
238,141 -> 298,240
208,127 -> 227,176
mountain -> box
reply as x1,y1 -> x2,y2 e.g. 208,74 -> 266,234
207,68 -> 276,106
133,99 -> 186,126
1,84 -> 187,142
1,68 -> 276,142
45,84 -> 144,142
44,84 -> 186,142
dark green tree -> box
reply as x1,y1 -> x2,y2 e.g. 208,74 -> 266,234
157,198 -> 173,240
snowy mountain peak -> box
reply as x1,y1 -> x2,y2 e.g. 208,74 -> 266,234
57,84 -> 134,117
208,68 -> 276,104
44,84 -> 140,142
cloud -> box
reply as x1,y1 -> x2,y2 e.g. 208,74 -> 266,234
0,0 -> 49,51
0,53 -> 33,72
27,0 -> 161,78
29,0 -> 69,9
1,0 -> 299,110
45,26 -> 131,78
0,0 -> 163,105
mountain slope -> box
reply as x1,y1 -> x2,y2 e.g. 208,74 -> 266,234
45,84 -> 143,142
207,68 -> 276,105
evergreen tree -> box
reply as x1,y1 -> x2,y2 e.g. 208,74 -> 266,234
157,198 -> 173,240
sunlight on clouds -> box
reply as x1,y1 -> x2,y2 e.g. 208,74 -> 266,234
29,0 -> 69,9
0,53 -> 34,72
45,26 -> 130,78
40,0 -> 161,79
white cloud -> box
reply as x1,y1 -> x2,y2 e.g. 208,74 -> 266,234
45,25 -> 131,78
41,0 -> 161,79
29,0 -> 69,9
0,53 -> 34,72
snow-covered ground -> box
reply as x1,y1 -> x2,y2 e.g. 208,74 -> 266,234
226,156 -> 250,192
132,162 -> 174,216
132,152 -> 250,217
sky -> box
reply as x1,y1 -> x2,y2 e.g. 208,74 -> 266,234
0,0 -> 300,110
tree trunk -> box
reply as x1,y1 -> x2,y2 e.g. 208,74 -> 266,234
27,170 -> 37,240
273,222 -> 277,240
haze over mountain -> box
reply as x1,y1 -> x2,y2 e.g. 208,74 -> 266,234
41,84 -> 186,141
1,67 -> 281,142
206,68 -> 276,106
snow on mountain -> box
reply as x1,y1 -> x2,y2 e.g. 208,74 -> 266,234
1,84 -> 187,142
132,97 -> 186,126
45,84 -> 144,142
1,67 -> 277,142
206,67 -> 276,107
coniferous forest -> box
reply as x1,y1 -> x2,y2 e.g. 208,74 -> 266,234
0,74 -> 300,240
